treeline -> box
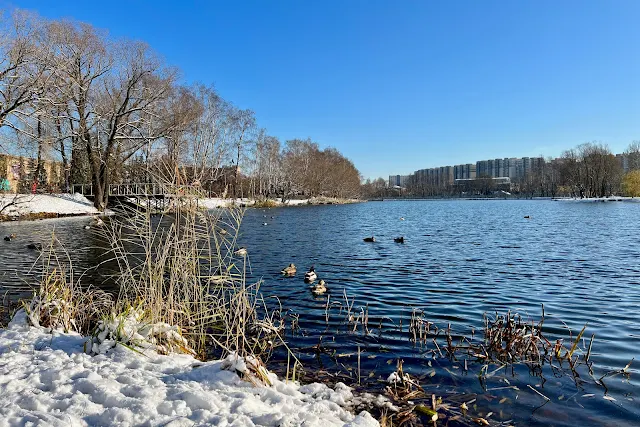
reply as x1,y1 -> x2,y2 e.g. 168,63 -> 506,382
0,10 -> 361,209
556,142 -> 640,198
245,137 -> 360,201
362,141 -> 640,199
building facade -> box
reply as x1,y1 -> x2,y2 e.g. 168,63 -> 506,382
0,154 -> 63,193
388,174 -> 411,188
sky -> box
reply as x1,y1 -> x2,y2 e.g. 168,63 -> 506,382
3,0 -> 639,179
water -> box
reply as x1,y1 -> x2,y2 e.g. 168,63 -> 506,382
1,200 -> 639,426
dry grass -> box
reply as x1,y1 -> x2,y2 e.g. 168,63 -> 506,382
90,189 -> 286,360
252,199 -> 278,208
17,234 -> 113,335
10,182 -> 287,366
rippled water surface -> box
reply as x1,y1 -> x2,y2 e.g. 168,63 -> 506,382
1,200 -> 639,426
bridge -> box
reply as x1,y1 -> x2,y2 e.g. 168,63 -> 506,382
71,183 -> 203,210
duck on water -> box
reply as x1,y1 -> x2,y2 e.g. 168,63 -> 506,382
281,263 -> 296,276
304,266 -> 317,283
311,279 -> 327,295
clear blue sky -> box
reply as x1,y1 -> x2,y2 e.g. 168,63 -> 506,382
4,0 -> 639,179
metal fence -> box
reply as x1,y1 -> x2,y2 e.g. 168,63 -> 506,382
71,183 -> 202,197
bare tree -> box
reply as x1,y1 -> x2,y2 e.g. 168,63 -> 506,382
0,10 -> 52,143
625,141 -> 640,171
559,142 -> 622,198
180,84 -> 230,188
45,19 -> 178,209
227,107 -> 255,198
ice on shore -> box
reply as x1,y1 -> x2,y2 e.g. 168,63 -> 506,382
0,312 -> 378,427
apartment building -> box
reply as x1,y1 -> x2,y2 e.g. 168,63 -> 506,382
388,174 -> 411,188
395,156 -> 546,192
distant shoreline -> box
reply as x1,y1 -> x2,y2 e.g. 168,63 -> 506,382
199,197 -> 363,209
367,196 -> 640,202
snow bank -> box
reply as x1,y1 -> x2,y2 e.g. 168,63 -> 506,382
0,193 -> 100,217
0,315 -> 378,427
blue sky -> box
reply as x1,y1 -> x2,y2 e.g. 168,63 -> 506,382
4,1 -> 639,179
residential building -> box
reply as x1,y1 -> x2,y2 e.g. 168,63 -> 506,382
388,174 -> 411,188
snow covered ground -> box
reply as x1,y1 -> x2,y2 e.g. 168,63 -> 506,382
554,197 -> 640,203
0,312 -> 378,427
198,197 -> 257,209
0,193 -> 101,218
198,198 -> 359,209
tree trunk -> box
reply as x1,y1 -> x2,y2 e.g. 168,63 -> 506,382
34,118 -> 44,193
55,118 -> 70,192
91,163 -> 109,211
233,144 -> 240,198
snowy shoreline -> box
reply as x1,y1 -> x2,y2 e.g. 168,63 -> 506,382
553,196 -> 640,203
0,312 -> 379,427
0,193 -> 102,221
198,197 -> 362,209
0,194 -> 361,222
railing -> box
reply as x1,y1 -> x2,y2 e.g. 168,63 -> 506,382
108,183 -> 168,196
71,183 -> 203,197
71,184 -> 93,196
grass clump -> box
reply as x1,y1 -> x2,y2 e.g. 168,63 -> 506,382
85,302 -> 195,356
20,238 -> 113,335
100,192 -> 282,359
253,199 -> 278,208
11,182 -> 285,364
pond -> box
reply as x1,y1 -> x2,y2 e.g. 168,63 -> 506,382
1,200 -> 639,426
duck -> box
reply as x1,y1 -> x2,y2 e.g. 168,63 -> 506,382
363,236 -> 375,242
400,217 -> 405,221
83,225 -> 91,230
394,236 -> 405,243
262,222 -> 268,226
234,247 -> 248,256
281,263 -> 296,276
27,243 -> 43,250
218,228 -> 228,235
304,266 -> 317,283
524,215 -> 531,219
4,233 -> 16,241
311,279 -> 327,295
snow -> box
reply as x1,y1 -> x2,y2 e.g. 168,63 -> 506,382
386,372 -> 411,385
198,198 -> 256,209
280,198 -> 309,206
554,196 -> 640,203
0,193 -> 101,217
198,198 -> 360,209
0,312 -> 378,427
